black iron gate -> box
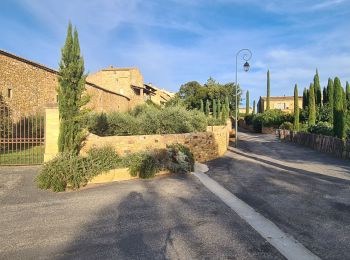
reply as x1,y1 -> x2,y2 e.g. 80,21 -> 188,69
0,99 -> 45,165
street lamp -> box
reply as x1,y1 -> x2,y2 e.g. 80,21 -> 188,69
235,49 -> 252,148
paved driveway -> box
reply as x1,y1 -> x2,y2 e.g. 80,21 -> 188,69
207,131 -> 350,260
0,166 -> 283,259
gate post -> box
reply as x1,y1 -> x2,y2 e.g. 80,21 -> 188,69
44,106 -> 59,162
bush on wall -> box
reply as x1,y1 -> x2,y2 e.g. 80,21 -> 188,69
37,144 -> 195,192
86,105 -> 209,136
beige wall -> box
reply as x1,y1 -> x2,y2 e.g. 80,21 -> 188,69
87,67 -> 145,107
0,51 -> 58,117
80,125 -> 229,163
260,97 -> 303,113
44,107 -> 60,162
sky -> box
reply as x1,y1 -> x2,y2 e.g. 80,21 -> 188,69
1,0 -> 350,106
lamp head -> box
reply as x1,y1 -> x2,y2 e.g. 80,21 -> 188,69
243,61 -> 250,72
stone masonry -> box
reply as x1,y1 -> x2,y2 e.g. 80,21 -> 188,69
0,50 -> 131,116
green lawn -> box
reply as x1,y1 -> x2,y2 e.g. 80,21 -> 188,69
0,145 -> 44,165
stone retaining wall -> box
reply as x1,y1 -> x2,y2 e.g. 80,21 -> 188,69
80,124 -> 230,162
278,129 -> 350,159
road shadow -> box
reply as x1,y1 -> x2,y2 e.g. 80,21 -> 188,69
52,175 -> 283,260
227,147 -> 350,185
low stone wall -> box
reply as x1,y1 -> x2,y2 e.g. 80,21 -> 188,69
262,126 -> 276,134
278,129 -> 350,159
80,124 -> 230,162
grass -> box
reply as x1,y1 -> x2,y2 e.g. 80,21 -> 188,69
0,145 -> 44,165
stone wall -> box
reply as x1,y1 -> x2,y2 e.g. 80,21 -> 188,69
87,67 -> 145,108
278,129 -> 350,159
80,125 -> 230,163
0,50 -> 130,116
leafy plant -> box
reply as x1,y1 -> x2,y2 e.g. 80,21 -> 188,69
166,144 -> 194,173
308,122 -> 333,136
37,146 -> 121,192
279,122 -> 294,130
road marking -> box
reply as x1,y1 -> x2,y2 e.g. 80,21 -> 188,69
192,168 -> 320,260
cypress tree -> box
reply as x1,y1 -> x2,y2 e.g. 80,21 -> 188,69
327,78 -> 334,123
224,96 -> 230,116
205,100 -> 210,117
246,90 -> 250,115
346,81 -> 350,109
308,83 -> 316,126
213,99 -> 217,118
294,84 -> 299,131
221,104 -> 228,121
302,88 -> 308,109
266,70 -> 270,111
333,77 -> 345,139
314,69 -> 322,107
200,99 -> 204,113
323,87 -> 328,104
253,100 -> 256,114
217,99 -> 222,117
58,23 -> 88,154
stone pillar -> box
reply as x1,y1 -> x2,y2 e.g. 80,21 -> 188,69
44,107 -> 59,162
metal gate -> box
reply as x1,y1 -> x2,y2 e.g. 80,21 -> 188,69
0,99 -> 45,165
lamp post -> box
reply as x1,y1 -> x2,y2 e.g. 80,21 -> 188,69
235,49 -> 252,148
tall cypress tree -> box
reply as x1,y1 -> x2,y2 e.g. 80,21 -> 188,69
346,81 -> 350,109
302,88 -> 308,109
58,23 -> 88,154
266,70 -> 270,111
212,99 -> 217,118
200,99 -> 204,113
253,100 -> 256,114
327,78 -> 334,124
205,100 -> 210,117
333,77 -> 345,139
322,87 -> 328,104
217,99 -> 222,116
294,84 -> 299,131
245,90 -> 250,115
314,69 -> 322,107
308,83 -> 316,126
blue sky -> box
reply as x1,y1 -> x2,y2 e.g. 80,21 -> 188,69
1,0 -> 350,105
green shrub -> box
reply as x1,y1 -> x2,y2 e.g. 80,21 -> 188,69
87,146 -> 120,172
252,113 -> 263,132
279,122 -> 294,130
166,144 -> 194,173
36,153 -> 93,192
120,152 -> 146,177
244,114 -> 254,125
37,146 -> 121,192
207,117 -> 225,126
87,104 -> 208,136
139,153 -> 159,179
308,122 -> 333,136
299,123 -> 308,132
107,112 -> 140,136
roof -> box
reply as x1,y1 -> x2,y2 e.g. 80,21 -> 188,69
0,49 -> 130,101
260,96 -> 302,101
102,66 -> 139,71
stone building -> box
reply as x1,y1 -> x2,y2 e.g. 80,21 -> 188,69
144,83 -> 175,106
87,67 -> 175,107
257,96 -> 303,113
0,49 -> 173,117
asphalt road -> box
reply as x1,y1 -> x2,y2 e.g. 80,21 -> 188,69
207,131 -> 350,260
0,166 -> 284,260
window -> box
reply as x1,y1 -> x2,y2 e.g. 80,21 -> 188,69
7,88 -> 12,99
56,95 -> 59,103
